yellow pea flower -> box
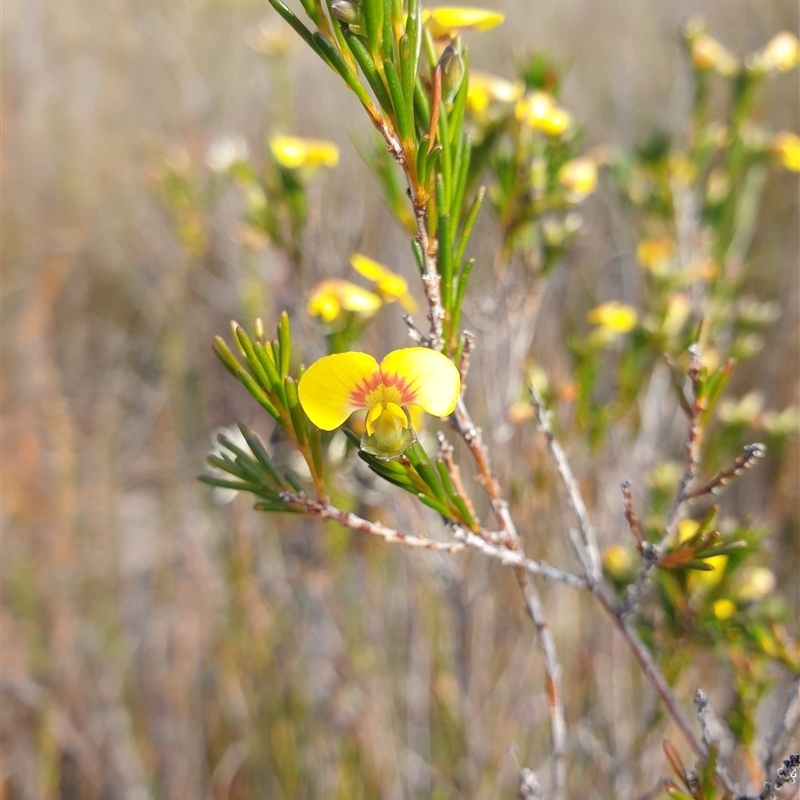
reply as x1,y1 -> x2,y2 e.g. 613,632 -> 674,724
422,7 -> 504,39
558,158 -> 598,199
298,348 -> 460,459
713,598 -> 736,621
735,566 -> 776,603
269,135 -> 340,170
636,236 -> 675,274
691,34 -> 738,76
307,279 -> 383,323
467,71 -> 524,117
773,131 -> 800,172
350,253 -> 418,312
749,31 -> 800,73
603,544 -> 635,582
587,301 -> 637,334
514,92 -> 572,136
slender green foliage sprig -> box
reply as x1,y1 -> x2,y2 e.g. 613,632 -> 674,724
209,313 -> 327,501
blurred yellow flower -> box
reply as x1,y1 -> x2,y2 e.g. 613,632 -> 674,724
422,7 -> 504,39
350,253 -> 418,312
307,279 -> 382,323
736,567 -> 776,602
507,400 -> 535,424
558,158 -> 598,199
467,71 -> 524,117
773,131 -> 800,172
298,348 -> 460,458
750,31 -> 800,73
269,135 -> 340,170
514,92 -> 572,136
713,598 -> 736,620
691,34 -> 738,76
603,544 -> 635,581
718,391 -> 764,425
636,236 -> 675,273
587,301 -> 637,334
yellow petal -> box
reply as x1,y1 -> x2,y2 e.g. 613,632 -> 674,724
515,92 -> 571,135
380,348 -> 460,418
751,31 -> 799,73
558,158 -> 598,198
350,254 -> 418,312
423,6 -> 504,38
307,290 -> 341,323
773,131 -> 800,172
269,135 -> 339,170
586,301 -> 637,333
307,279 -> 382,322
298,352 -> 379,430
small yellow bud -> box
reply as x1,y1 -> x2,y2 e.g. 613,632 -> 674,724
713,599 -> 736,620
736,567 -> 776,602
515,92 -> 572,136
587,301 -> 637,334
558,158 -> 598,199
773,131 -> 800,172
691,34 -> 739,76
749,31 -> 800,74
636,236 -> 675,274
603,544 -> 635,581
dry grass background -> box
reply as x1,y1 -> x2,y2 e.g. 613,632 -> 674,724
2,0 -> 798,797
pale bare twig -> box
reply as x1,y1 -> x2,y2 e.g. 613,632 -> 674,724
280,491 -> 588,588
530,386 -> 602,581
527,387 -> 742,796
763,674 -> 800,779
450,394 -> 568,800
683,442 -> 767,500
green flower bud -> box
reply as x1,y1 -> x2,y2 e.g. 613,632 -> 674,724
438,44 -> 464,104
331,0 -> 361,25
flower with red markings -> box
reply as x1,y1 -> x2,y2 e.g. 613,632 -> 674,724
298,348 -> 460,459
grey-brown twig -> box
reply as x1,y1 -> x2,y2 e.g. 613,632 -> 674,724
530,386 -> 602,581
280,492 -> 588,589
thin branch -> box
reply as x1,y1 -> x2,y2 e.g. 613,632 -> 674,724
530,386 -> 602,581
683,442 -> 766,500
763,674 -> 800,779
280,492 -> 588,588
621,480 -> 644,552
592,584 -> 739,797
450,393 -> 568,799
527,388 -> 741,796
660,343 -> 705,547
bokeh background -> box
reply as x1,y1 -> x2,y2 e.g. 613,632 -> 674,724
2,0 -> 798,797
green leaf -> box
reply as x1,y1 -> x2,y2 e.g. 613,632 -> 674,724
455,186 -> 485,267
312,33 -> 376,110
235,369 -> 282,422
284,376 -> 308,445
278,311 -> 292,379
417,493 -> 453,517
213,335 -> 243,376
398,35 -> 415,131
238,424 -> 285,487
405,442 -> 448,504
235,326 -> 273,392
344,31 -> 394,113
362,0 -> 383,56
384,58 -> 411,141
435,175 -> 454,311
